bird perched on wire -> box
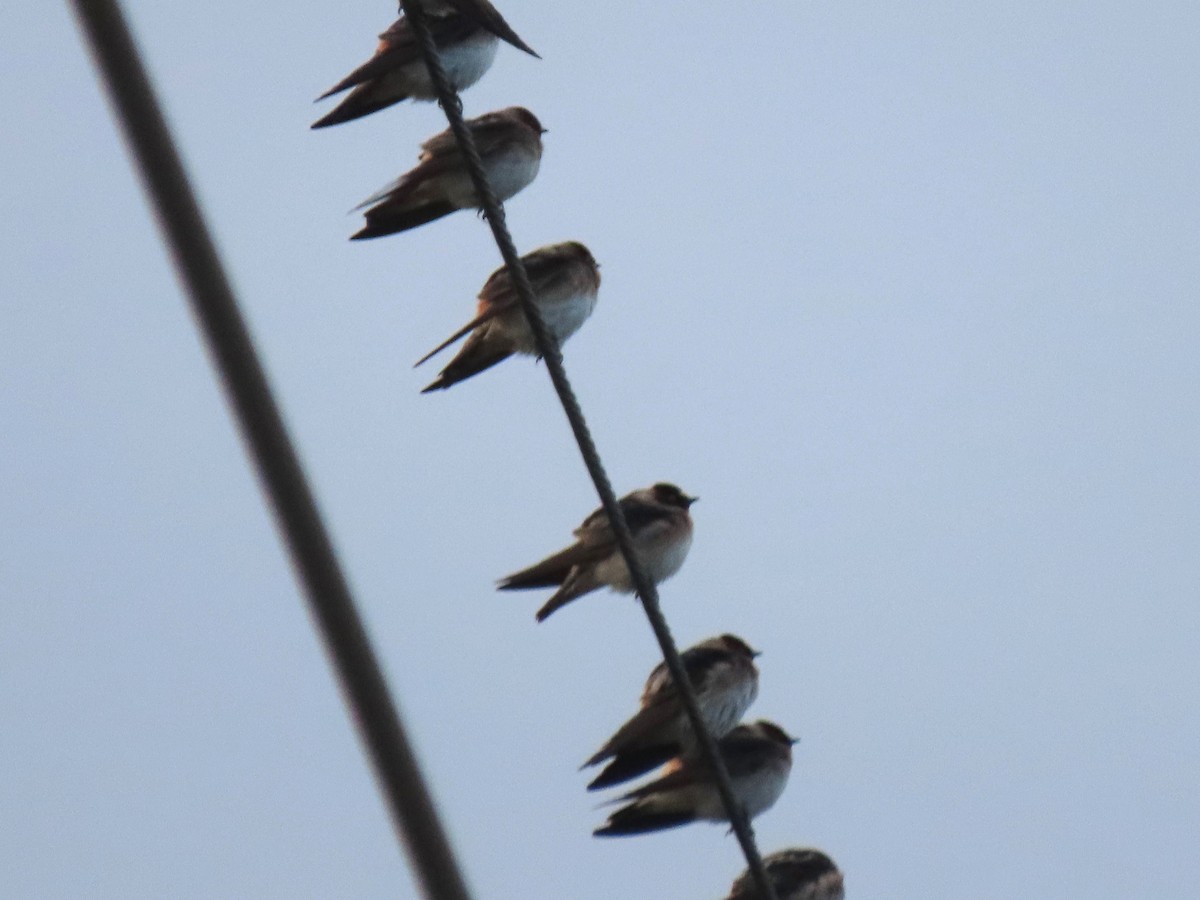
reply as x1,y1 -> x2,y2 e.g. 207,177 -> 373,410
351,106 -> 545,239
416,241 -> 600,393
410,0 -> 538,58
583,634 -> 760,790
592,720 -> 797,837
725,848 -> 845,900
312,12 -> 500,129
498,483 -> 697,622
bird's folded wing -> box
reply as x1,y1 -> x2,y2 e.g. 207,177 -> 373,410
497,540 -> 614,590
414,305 -> 506,366
640,658 -> 671,703
418,126 -> 462,159
616,760 -> 702,801
573,498 -> 675,542
587,694 -> 681,765
355,170 -> 418,210
477,250 -> 573,310
317,21 -> 417,99
589,651 -> 729,776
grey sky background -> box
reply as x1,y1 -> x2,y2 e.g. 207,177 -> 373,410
3,1 -> 1198,897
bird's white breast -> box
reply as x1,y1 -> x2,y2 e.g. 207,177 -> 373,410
431,139 -> 540,209
735,760 -> 791,818
591,551 -> 637,594
406,33 -> 499,99
484,142 -> 542,201
694,758 -> 790,821
541,289 -> 598,343
442,34 -> 500,90
647,528 -> 692,583
589,524 -> 692,596
506,289 -> 599,356
699,676 -> 759,738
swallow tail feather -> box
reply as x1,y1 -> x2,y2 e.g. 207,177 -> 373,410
414,306 -> 505,368
350,200 -> 457,239
421,339 -> 514,392
593,805 -> 696,837
533,574 -> 603,621
313,85 -> 410,129
586,746 -> 677,791
497,543 -> 602,591
315,49 -> 401,102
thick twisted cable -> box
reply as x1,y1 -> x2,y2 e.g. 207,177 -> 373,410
400,3 -> 780,898
67,3 -> 472,899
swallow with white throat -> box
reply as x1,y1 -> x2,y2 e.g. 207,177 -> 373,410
498,483 -> 697,622
312,12 -> 499,129
593,720 -> 797,837
725,848 -> 845,900
416,241 -> 600,392
351,106 -> 544,239
413,0 -> 538,57
584,634 -> 760,790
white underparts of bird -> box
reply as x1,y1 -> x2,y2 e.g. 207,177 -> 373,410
592,720 -> 797,837
350,106 -> 545,239
583,634 -> 760,790
497,483 -> 697,622
415,241 -> 600,393
312,12 -> 499,129
724,848 -> 846,900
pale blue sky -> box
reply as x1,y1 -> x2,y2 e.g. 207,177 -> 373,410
2,2 -> 1198,897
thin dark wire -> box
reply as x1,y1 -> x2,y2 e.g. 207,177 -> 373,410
400,3 -> 780,898
66,3 -> 471,899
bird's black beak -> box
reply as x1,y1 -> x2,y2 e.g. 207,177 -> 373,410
685,495 -> 699,507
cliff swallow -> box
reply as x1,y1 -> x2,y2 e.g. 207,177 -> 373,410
412,0 -> 539,57
498,483 -> 697,622
416,241 -> 600,392
350,106 -> 544,239
725,848 -> 845,900
312,13 -> 499,129
584,634 -> 760,790
593,720 -> 798,837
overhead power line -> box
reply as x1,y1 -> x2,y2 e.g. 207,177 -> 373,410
399,2 -> 781,898
67,3 -> 472,899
